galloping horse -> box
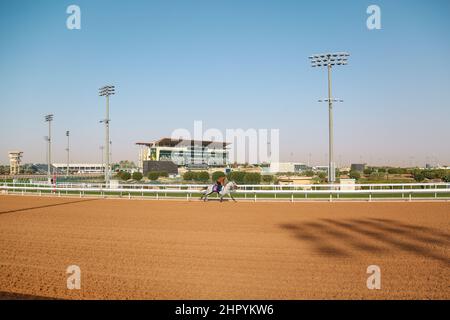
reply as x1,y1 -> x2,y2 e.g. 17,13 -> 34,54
200,181 -> 238,202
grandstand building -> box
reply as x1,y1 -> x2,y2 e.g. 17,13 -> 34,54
136,138 -> 230,170
52,163 -> 105,174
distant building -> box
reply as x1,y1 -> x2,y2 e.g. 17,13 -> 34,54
136,138 -> 230,170
340,179 -> 356,190
350,163 -> 366,172
266,162 -> 309,174
142,160 -> 178,176
425,163 -> 438,169
8,151 -> 23,175
33,163 -> 52,174
314,165 -> 329,173
52,163 -> 104,174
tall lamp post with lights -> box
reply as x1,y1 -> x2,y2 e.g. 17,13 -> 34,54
65,131 -> 70,177
44,114 -> 54,182
309,52 -> 349,183
99,85 -> 115,185
99,146 -> 104,174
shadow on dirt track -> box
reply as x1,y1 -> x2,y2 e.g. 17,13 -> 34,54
0,291 -> 59,300
279,218 -> 450,265
0,199 -> 99,216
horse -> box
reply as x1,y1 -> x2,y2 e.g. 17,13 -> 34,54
200,181 -> 238,202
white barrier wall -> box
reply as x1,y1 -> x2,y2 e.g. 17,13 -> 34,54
1,181 -> 450,202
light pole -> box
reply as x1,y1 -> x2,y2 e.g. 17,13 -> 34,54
309,52 -> 349,183
44,135 -> 48,164
66,131 -> 70,176
99,85 -> 115,185
318,97 -> 343,181
109,140 -> 112,167
45,114 -> 54,182
100,146 -> 104,174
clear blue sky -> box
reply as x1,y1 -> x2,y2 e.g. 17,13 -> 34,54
1,0 -> 449,166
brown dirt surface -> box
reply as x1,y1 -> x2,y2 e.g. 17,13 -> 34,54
0,195 -> 449,299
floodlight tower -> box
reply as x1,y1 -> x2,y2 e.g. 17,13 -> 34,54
318,98 -> 343,181
66,131 -> 70,176
100,146 -> 104,173
45,114 -> 54,181
309,52 -> 349,183
99,85 -> 115,185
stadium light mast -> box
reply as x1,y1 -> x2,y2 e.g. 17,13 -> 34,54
99,85 -> 115,185
66,131 -> 70,176
309,52 -> 349,183
100,146 -> 104,174
45,114 -> 54,182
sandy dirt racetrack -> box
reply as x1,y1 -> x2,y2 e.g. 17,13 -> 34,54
0,195 -> 448,299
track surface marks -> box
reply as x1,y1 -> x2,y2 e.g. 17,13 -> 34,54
0,195 -> 448,299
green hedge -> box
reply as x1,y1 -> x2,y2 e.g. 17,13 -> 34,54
183,171 -> 210,182
227,171 -> 261,184
132,172 -> 143,181
147,171 -> 168,181
262,175 -> 274,183
387,167 -> 408,174
119,171 -> 131,180
227,171 -> 246,184
243,172 -> 261,184
183,171 -> 196,181
349,171 -> 361,180
197,171 -> 210,182
212,171 -> 226,182
413,172 -> 425,182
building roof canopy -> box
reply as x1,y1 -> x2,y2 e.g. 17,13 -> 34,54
136,137 -> 230,148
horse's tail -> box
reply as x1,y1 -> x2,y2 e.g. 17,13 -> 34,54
200,186 -> 209,194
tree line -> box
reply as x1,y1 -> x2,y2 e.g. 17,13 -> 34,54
115,170 -> 267,184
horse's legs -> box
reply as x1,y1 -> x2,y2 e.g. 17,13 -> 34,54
230,193 -> 236,202
204,192 -> 213,202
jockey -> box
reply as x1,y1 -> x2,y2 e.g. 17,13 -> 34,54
215,176 -> 226,193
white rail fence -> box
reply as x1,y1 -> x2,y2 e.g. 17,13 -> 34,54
1,182 -> 450,201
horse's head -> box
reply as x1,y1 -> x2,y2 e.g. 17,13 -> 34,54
227,181 -> 238,191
